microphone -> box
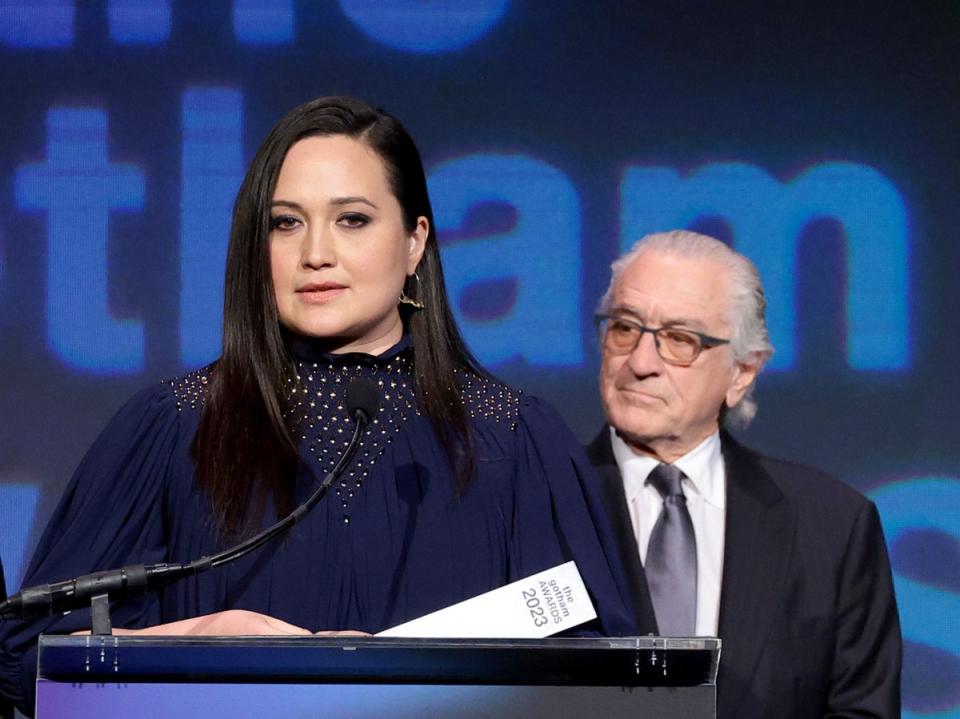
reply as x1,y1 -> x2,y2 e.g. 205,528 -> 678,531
345,376 -> 379,425
0,377 -> 380,621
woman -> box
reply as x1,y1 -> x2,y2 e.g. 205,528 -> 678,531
0,97 -> 635,714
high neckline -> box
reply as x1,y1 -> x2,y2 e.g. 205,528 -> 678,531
285,332 -> 412,365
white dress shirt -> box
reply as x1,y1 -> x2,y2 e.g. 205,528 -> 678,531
610,427 -> 726,636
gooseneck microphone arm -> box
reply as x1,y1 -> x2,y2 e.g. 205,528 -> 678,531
0,377 -> 380,634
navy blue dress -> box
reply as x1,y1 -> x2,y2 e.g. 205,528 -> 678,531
0,338 -> 636,712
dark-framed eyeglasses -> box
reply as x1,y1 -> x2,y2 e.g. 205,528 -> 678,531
594,313 -> 731,367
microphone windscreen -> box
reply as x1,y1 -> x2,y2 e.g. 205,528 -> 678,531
346,377 -> 380,424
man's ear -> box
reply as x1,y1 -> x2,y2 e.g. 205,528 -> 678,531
726,358 -> 760,409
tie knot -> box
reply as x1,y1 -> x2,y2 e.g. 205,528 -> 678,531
647,463 -> 685,498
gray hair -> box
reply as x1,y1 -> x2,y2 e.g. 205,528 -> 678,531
598,230 -> 775,427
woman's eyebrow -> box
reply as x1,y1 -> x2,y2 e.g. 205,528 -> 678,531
330,196 -> 378,209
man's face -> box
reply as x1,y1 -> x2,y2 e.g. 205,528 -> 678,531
599,249 -> 757,461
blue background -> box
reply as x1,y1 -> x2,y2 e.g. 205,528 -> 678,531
0,1 -> 957,715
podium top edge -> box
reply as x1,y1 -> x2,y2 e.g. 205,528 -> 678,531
39,634 -> 720,651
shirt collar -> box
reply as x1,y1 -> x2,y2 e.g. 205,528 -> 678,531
284,331 -> 412,365
609,427 -> 726,510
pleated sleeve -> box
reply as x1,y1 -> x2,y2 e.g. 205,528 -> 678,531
508,395 -> 637,637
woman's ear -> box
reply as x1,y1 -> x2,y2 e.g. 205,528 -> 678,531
406,216 -> 429,274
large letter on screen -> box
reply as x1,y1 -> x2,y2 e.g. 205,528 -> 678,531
430,154 -> 582,367
16,108 -> 145,373
179,87 -> 243,367
620,161 -> 909,371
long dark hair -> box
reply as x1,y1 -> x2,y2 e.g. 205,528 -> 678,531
193,96 -> 478,538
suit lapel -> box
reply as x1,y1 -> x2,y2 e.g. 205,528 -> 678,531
585,428 -> 658,635
716,433 -> 796,719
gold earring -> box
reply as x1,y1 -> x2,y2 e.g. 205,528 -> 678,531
399,272 -> 425,310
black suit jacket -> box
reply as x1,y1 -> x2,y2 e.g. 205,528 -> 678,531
586,427 -> 901,719
0,558 -> 9,719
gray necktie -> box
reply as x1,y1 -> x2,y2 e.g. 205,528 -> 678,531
645,463 -> 697,636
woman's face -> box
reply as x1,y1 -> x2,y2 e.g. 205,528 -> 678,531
269,135 -> 428,354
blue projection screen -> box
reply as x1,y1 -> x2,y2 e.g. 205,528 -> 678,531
0,2 -> 958,716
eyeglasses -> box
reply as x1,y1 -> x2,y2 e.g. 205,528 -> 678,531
595,313 -> 730,367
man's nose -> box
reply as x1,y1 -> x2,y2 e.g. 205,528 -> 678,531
626,330 -> 664,376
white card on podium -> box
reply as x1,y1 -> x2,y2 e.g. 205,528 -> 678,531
377,561 -> 596,638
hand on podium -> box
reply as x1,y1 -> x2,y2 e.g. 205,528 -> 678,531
71,609 -> 318,636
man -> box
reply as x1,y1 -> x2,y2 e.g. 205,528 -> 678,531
586,230 -> 901,719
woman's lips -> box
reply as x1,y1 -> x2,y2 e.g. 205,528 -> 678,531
296,283 -> 346,304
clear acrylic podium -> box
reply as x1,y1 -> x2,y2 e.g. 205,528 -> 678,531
36,634 -> 720,718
